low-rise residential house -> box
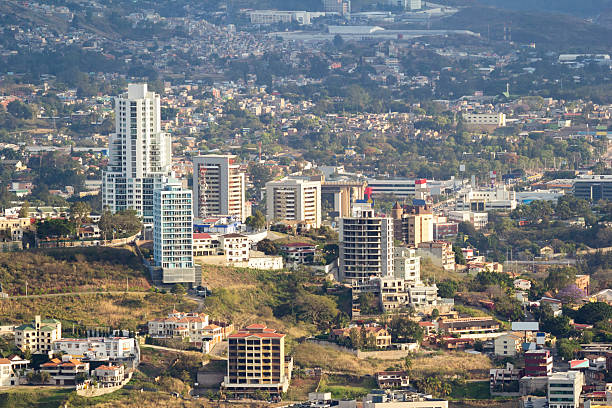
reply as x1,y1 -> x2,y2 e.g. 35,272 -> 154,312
591,289 -> 612,305
514,279 -> 532,291
52,337 -> 137,360
0,217 -> 33,241
438,317 -> 501,336
490,364 -> 521,396
440,337 -> 474,350
494,333 -> 522,357
77,224 -> 100,239
247,252 -> 284,270
94,364 -> 125,385
220,233 -> 250,263
540,297 -> 563,316
280,242 -> 316,264
376,371 -> 410,389
148,311 -> 209,342
331,325 -> 392,348
0,356 -> 29,386
575,274 -> 590,295
193,232 -> 219,256
40,355 -> 89,385
525,349 -> 553,377
15,316 -> 62,353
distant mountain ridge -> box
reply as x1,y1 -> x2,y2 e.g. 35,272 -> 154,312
476,0 -> 612,17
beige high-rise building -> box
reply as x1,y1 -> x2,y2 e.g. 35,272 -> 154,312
265,178 -> 321,229
339,202 -> 394,284
391,203 -> 433,247
222,324 -> 292,397
192,155 -> 246,222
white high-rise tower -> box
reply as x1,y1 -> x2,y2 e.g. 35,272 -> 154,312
102,84 -> 171,224
153,177 -> 195,284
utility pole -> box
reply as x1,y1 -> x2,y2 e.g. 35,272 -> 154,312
25,281 -> 28,297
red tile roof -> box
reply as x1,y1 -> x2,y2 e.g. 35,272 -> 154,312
193,233 -> 212,240
229,332 -> 285,339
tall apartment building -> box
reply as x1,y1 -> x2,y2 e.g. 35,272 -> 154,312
14,316 -> 62,353
192,155 -> 246,222
102,84 -> 172,224
339,202 -> 394,283
548,371 -> 584,408
391,203 -> 433,246
266,178 -> 321,229
153,178 -> 195,284
222,324 -> 292,397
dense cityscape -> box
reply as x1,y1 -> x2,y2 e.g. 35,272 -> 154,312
0,0 -> 611,407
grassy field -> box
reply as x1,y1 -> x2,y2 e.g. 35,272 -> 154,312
318,374 -> 377,400
285,376 -> 320,401
450,381 -> 491,400
0,387 -> 72,408
0,292 -> 197,330
200,267 -> 317,339
0,246 -> 150,295
411,352 -> 494,379
292,342 -> 390,376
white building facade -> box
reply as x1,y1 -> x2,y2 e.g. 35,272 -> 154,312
102,84 -> 172,224
266,178 -> 321,229
153,178 -> 195,284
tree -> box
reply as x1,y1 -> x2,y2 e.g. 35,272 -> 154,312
245,210 -> 266,230
69,201 -> 91,227
575,302 -> 612,325
557,338 -> 581,360
171,284 -> 186,296
7,100 -> 33,120
36,218 -> 75,238
256,238 -> 278,255
437,280 -> 458,299
544,267 -> 576,293
18,201 -> 30,218
453,245 -> 466,265
557,285 -> 586,304
389,317 -> 424,343
295,291 -> 339,330
332,34 -> 344,48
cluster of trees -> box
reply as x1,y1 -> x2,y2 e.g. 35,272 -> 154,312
98,210 -> 142,239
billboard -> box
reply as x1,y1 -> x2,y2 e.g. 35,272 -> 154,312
511,322 -> 540,331
569,359 -> 589,369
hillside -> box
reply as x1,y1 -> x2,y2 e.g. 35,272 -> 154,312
435,6 -> 612,50
476,0 -> 612,17
0,247 -> 150,295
